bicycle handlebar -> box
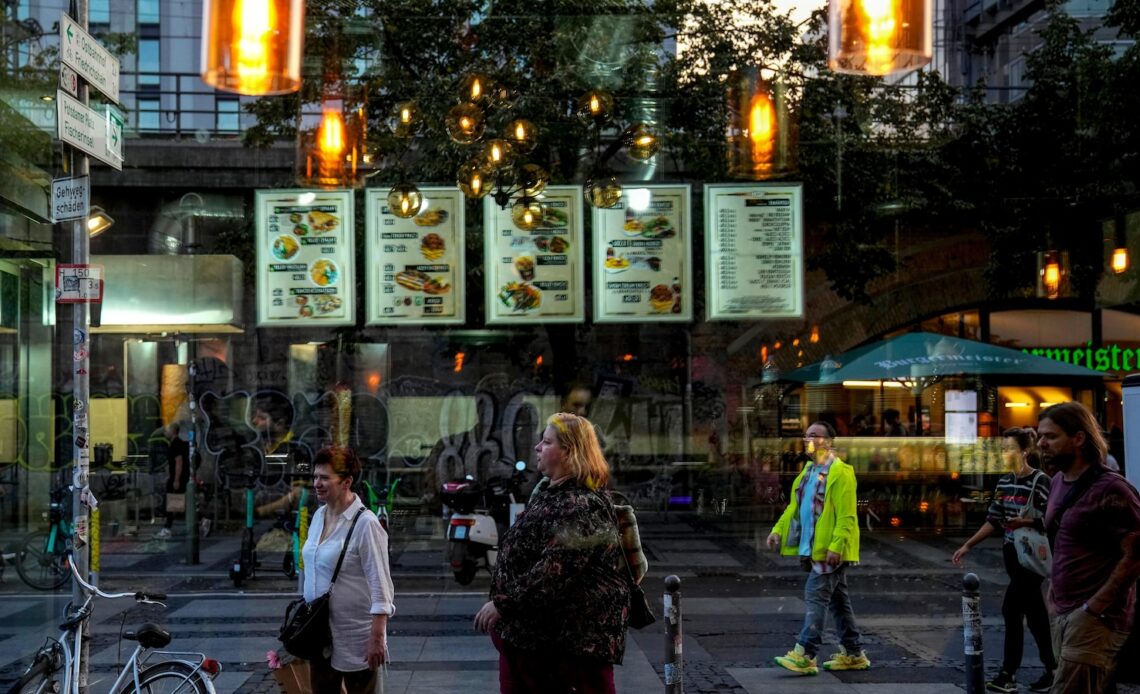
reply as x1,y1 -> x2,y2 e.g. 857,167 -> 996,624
66,553 -> 168,606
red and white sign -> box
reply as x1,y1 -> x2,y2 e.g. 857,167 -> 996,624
56,264 -> 104,303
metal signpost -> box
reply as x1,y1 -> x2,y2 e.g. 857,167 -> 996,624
57,8 -> 121,693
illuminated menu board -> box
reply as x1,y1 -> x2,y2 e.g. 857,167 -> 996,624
365,187 -> 466,325
704,183 -> 804,320
484,186 -> 585,325
255,189 -> 355,327
592,184 -> 692,323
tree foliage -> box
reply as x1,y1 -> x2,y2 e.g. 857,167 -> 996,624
243,0 -> 1140,304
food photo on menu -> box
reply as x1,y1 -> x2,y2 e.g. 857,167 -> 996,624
600,200 -> 683,317
265,202 -> 347,320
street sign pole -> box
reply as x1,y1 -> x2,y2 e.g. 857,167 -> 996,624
68,1 -> 92,692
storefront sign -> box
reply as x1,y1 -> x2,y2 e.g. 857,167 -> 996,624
704,183 -> 803,320
1023,343 -> 1140,373
365,187 -> 466,325
255,189 -> 355,327
484,185 -> 584,324
592,184 -> 692,323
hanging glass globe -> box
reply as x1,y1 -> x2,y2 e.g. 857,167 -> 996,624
519,163 -> 550,197
576,90 -> 615,125
390,101 -> 417,138
483,139 -> 513,170
445,103 -> 486,145
585,173 -> 623,208
506,118 -> 537,153
625,123 -> 661,161
457,159 -> 491,199
511,197 -> 545,231
387,182 -> 423,218
460,73 -> 492,103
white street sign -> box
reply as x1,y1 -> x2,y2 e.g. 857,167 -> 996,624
59,64 -> 79,98
59,13 -> 120,104
57,90 -> 123,170
51,176 -> 90,223
56,264 -> 104,304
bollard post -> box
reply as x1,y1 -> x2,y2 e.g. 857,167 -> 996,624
664,575 -> 683,693
962,572 -> 984,694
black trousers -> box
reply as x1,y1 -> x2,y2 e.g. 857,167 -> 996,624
1002,541 -> 1057,674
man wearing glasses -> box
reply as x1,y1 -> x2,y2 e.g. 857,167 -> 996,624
767,421 -> 869,675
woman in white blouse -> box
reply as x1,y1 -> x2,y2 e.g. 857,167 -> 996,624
302,446 -> 395,693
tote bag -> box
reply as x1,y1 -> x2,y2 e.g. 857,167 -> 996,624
1011,472 -> 1052,578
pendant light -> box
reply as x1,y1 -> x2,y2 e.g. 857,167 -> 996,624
828,0 -> 932,76
727,68 -> 794,179
201,0 -> 304,95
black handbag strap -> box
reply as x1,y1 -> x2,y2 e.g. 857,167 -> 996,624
329,507 -> 366,587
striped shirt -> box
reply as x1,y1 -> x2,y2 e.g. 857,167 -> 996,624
986,469 -> 1051,542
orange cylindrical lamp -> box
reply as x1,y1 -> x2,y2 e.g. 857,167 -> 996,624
727,69 -> 793,180
829,0 -> 931,76
201,0 -> 303,95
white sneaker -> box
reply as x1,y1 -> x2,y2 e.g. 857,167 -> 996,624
156,528 -> 172,539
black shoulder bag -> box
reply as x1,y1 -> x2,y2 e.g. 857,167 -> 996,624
279,507 -> 365,660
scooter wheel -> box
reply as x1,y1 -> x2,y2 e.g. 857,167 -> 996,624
454,561 -> 477,586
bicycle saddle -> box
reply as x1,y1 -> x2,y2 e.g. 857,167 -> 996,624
125,623 -> 172,649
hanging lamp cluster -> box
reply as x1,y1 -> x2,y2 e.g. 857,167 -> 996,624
578,89 -> 662,209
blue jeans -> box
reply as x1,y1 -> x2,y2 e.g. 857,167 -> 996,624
796,563 -> 862,658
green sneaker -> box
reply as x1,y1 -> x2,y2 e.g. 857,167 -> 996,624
774,643 -> 819,675
822,645 -> 871,671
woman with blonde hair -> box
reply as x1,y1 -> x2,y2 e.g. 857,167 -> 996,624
474,412 -> 629,693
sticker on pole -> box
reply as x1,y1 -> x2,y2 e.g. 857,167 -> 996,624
56,264 -> 104,303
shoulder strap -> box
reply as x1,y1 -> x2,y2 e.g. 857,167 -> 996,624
594,490 -> 638,582
1019,471 -> 1043,518
1047,466 -> 1103,547
329,507 -> 366,586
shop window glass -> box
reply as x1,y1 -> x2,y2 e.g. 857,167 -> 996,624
989,309 -> 1091,348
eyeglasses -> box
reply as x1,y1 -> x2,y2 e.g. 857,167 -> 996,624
802,433 -> 828,441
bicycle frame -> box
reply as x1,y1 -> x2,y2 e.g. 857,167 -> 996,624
18,555 -> 221,694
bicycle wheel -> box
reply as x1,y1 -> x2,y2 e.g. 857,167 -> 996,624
114,661 -> 210,694
7,654 -> 57,694
14,530 -> 70,591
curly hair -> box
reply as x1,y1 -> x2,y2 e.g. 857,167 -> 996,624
547,413 -> 609,491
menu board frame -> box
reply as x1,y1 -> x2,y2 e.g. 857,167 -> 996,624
255,188 -> 356,328
591,183 -> 693,324
483,185 -> 586,325
704,183 -> 804,321
364,186 -> 467,326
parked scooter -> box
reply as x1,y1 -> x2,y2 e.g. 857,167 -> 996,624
441,461 -> 528,585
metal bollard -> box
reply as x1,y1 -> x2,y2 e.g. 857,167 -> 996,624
185,475 -> 199,564
962,572 -> 984,694
664,575 -> 683,693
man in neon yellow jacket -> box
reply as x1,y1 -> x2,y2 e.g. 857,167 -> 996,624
766,421 -> 870,675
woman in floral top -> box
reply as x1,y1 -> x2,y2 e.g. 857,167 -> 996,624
474,412 -> 629,693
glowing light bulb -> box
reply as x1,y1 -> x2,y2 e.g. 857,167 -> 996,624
1113,247 -> 1129,274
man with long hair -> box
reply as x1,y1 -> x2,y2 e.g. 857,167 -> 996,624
1039,402 -> 1140,694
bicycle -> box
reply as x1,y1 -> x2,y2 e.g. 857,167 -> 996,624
15,485 -> 72,591
7,552 -> 223,693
